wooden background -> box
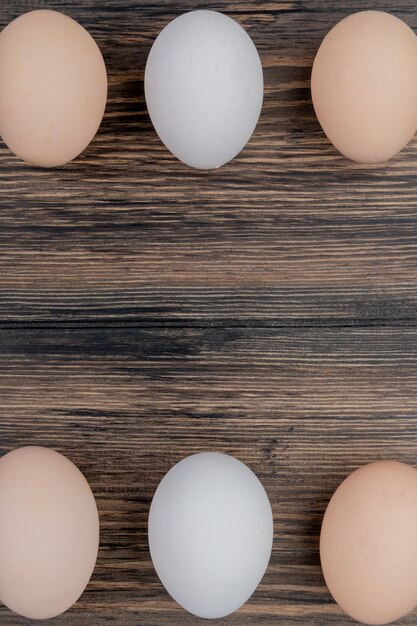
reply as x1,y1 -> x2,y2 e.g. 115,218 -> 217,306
1,0 -> 417,624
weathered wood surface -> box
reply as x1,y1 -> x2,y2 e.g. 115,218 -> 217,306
1,0 -> 417,624
0,1 -> 417,320
2,327 -> 417,625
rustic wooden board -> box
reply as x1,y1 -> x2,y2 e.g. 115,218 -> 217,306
0,0 -> 417,320
2,327 -> 417,626
1,0 -> 417,624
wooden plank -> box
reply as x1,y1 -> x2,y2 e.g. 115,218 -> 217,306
0,1 -> 417,319
1,285 -> 417,326
1,326 -> 417,624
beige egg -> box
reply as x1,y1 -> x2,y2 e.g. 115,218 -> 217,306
320,461 -> 417,625
311,11 -> 417,163
0,446 -> 99,620
0,10 -> 107,167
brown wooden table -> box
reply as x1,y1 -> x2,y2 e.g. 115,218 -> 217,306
1,1 -> 417,624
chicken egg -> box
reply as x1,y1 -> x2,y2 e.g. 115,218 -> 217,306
320,461 -> 417,625
0,10 -> 107,167
148,452 -> 273,618
145,10 -> 263,169
311,11 -> 417,163
0,446 -> 99,620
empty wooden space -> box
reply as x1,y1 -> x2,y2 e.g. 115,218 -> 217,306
1,1 -> 417,624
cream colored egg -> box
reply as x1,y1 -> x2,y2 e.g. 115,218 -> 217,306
0,446 -> 99,620
0,10 -> 107,167
311,11 -> 417,163
320,461 -> 417,625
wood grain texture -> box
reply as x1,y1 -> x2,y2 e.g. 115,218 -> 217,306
2,285 -> 417,326
1,0 -> 417,624
2,327 -> 417,626
0,1 -> 417,319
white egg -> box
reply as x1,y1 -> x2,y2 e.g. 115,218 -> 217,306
144,10 -> 263,169
148,452 -> 273,619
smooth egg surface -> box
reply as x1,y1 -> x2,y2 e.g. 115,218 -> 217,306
0,10 -> 107,167
145,10 -> 263,169
320,461 -> 417,625
0,446 -> 99,620
311,11 -> 417,163
148,452 -> 273,618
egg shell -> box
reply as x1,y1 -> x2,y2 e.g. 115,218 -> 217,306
320,460 -> 417,625
148,452 -> 273,619
0,446 -> 99,620
311,11 -> 417,163
0,10 -> 107,167
145,10 -> 263,169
